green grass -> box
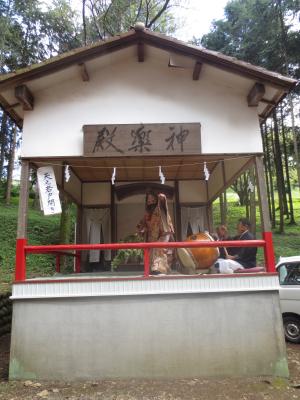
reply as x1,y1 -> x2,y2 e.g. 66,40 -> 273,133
0,193 -> 299,293
0,197 -> 63,292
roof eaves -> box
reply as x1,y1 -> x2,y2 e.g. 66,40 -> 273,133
140,30 -> 297,90
0,30 -> 138,90
0,94 -> 23,128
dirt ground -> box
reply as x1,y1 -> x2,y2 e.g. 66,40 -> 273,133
1,334 -> 300,400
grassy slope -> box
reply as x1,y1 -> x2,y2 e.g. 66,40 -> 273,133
0,197 -> 61,292
0,195 -> 299,293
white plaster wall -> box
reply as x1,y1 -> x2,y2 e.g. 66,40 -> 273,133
82,182 -> 111,205
179,180 -> 207,203
208,163 -> 223,200
64,172 -> 81,204
21,54 -> 262,157
51,163 -> 62,186
117,195 -> 175,241
224,157 -> 251,180
207,157 -> 252,201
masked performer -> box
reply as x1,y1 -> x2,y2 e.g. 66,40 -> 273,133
137,191 -> 174,275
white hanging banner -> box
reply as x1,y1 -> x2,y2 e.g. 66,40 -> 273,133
37,166 -> 62,215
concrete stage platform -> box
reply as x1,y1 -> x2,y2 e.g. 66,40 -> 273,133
9,273 -> 288,380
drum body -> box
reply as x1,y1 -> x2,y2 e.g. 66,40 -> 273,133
176,247 -> 198,275
186,232 -> 219,270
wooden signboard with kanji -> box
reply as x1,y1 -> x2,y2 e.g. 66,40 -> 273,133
83,123 -> 201,157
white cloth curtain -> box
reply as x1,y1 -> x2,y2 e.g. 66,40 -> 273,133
181,207 -> 206,239
84,208 -> 111,262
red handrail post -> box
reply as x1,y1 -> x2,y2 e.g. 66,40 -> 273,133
263,231 -> 276,273
144,248 -> 150,277
15,238 -> 27,281
56,255 -> 61,273
75,251 -> 81,273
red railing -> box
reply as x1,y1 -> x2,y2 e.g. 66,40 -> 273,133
15,232 -> 276,281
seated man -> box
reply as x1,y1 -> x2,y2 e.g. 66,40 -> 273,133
217,218 -> 257,274
214,224 -> 228,259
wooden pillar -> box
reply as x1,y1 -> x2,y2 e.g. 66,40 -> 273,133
74,205 -> 83,273
174,180 -> 181,241
15,160 -> 30,281
255,156 -> 271,232
255,156 -> 275,272
110,184 -> 116,265
220,161 -> 227,225
249,164 -> 256,235
207,203 -> 213,233
17,160 -> 30,238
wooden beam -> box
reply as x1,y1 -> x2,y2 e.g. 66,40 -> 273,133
78,63 -> 89,81
0,94 -> 23,129
137,42 -> 144,62
192,61 -> 202,80
247,82 -> 265,107
15,85 -> 34,111
260,98 -> 277,106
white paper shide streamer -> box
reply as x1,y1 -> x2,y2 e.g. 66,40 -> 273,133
64,165 -> 71,182
111,167 -> 116,185
204,162 -> 210,181
37,166 -> 62,215
248,178 -> 255,193
159,166 -> 165,184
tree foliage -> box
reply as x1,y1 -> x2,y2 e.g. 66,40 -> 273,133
82,0 -> 177,44
198,0 -> 300,229
200,0 -> 300,78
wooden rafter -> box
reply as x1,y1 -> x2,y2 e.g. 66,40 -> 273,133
78,63 -> 89,81
192,61 -> 202,81
247,83 -> 265,107
260,98 -> 277,106
15,85 -> 34,111
6,102 -> 20,111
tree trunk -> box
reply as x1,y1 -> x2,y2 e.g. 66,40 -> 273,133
5,125 -> 17,205
280,105 -> 295,224
0,113 -> 7,179
288,94 -> 300,191
276,0 -> 300,191
82,0 -> 87,46
273,110 -> 285,233
220,191 -> 227,226
268,123 -> 276,228
60,194 -> 72,244
261,124 -> 272,223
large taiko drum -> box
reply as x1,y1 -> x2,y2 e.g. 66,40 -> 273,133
176,247 -> 198,275
186,232 -> 219,270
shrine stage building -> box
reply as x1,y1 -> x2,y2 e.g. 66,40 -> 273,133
0,25 -> 297,380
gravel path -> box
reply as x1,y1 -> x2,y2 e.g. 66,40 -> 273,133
1,334 -> 300,399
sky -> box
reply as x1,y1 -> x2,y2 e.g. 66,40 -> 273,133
70,0 -> 228,41
171,0 -> 227,41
